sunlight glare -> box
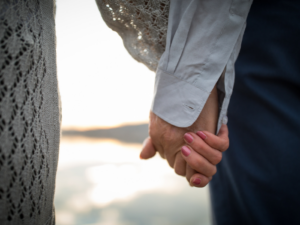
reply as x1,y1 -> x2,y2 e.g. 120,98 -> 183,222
58,138 -> 186,207
56,0 -> 155,129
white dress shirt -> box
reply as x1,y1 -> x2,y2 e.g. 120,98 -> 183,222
151,0 -> 253,132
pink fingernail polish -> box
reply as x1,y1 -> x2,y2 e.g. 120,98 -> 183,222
181,146 -> 191,157
196,131 -> 207,140
193,178 -> 201,185
184,133 -> 193,143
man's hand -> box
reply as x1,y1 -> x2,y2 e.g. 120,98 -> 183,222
140,86 -> 222,187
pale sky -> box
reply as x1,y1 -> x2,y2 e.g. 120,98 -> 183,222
56,0 -> 155,129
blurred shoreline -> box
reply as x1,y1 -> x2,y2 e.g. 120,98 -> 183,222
62,123 -> 148,144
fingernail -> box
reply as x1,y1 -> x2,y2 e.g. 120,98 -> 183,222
196,131 -> 207,140
193,178 -> 201,185
184,133 -> 193,143
181,146 -> 191,157
222,116 -> 228,125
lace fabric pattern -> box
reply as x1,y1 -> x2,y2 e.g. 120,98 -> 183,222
96,0 -> 170,71
0,0 -> 59,224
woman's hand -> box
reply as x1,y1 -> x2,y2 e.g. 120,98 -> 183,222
182,124 -> 229,187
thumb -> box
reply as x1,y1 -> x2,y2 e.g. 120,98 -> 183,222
140,137 -> 157,159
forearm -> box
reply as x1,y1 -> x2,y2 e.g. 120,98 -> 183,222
188,85 -> 219,134
151,0 -> 252,132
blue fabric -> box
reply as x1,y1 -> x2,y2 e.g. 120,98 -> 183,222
210,1 -> 300,224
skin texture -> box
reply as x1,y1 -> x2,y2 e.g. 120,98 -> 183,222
140,86 -> 229,187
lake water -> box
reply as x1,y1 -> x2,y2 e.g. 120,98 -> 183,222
54,137 -> 212,225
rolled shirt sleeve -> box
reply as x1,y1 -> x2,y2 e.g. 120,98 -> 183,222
151,0 -> 252,132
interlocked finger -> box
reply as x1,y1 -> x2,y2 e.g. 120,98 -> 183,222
173,152 -> 186,176
184,132 -> 222,165
181,145 -> 217,177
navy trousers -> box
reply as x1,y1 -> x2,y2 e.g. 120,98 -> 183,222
210,1 -> 300,224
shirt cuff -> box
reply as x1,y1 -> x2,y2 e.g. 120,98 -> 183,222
151,68 -> 211,128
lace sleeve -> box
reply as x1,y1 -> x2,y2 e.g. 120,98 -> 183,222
95,0 -> 170,71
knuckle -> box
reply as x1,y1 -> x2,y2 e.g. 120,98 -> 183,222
194,139 -> 205,151
207,166 -> 217,177
212,152 -> 222,165
225,140 -> 230,150
193,157 -> 204,171
212,166 -> 217,176
220,140 -> 229,152
174,166 -> 185,176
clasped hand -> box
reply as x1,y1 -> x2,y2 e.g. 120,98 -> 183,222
140,111 -> 229,188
